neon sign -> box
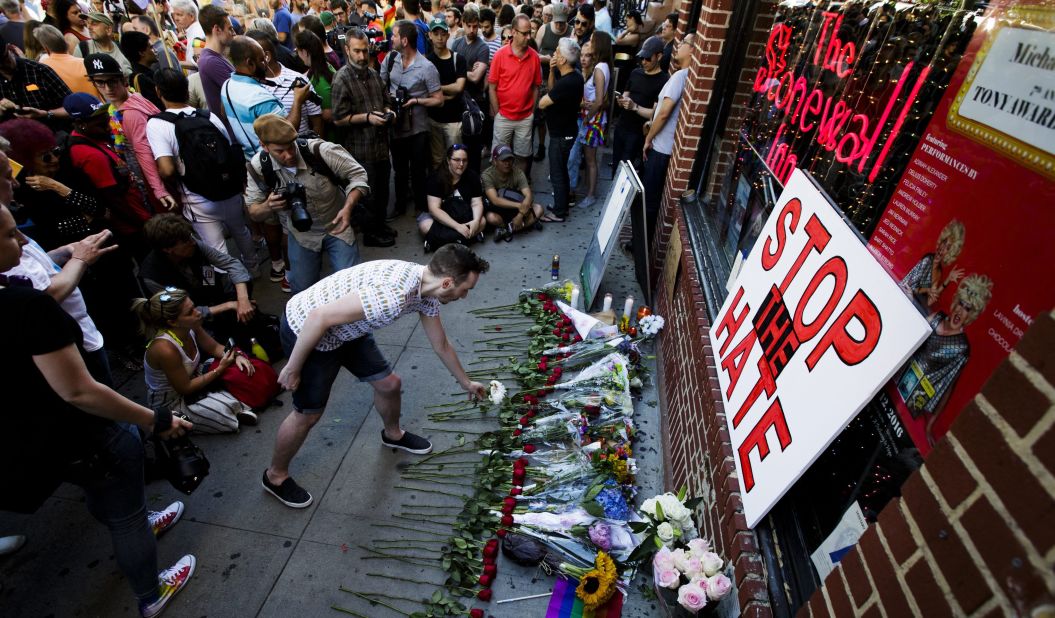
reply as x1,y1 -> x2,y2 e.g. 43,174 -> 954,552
754,11 -> 932,185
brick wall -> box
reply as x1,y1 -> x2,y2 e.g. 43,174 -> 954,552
799,311 -> 1055,618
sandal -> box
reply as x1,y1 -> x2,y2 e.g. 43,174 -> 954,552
540,211 -> 566,223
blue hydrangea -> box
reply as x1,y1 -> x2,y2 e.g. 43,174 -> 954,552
595,481 -> 633,520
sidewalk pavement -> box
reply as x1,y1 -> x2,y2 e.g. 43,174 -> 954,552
0,152 -> 667,617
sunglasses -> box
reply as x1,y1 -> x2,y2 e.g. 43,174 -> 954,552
502,34 -> 512,41
574,19 -> 589,25
40,146 -> 63,163
448,143 -> 468,155
158,286 -> 180,303
78,12 -> 88,20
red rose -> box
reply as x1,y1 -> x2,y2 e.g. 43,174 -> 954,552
512,429 -> 522,437
524,395 -> 537,405
553,367 -> 563,377
501,503 -> 514,515
519,415 -> 530,426
479,574 -> 493,586
504,497 -> 516,508
512,472 -> 525,484
524,444 -> 536,454
509,487 -> 522,496
546,375 -> 557,385
484,546 -> 498,558
484,564 -> 497,576
496,528 -> 508,538
538,361 -> 549,371
478,588 -> 493,601
471,609 -> 485,618
561,334 -> 570,342
517,457 -> 530,467
563,317 -> 572,326
526,410 -> 536,419
537,293 -> 547,301
501,515 -> 513,527
573,335 -> 582,343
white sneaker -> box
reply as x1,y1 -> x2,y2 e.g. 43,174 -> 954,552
0,535 -> 25,555
139,555 -> 195,618
148,501 -> 184,538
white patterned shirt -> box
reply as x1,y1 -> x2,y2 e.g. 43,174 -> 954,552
285,260 -> 441,351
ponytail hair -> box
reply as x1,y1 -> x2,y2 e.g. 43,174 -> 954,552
131,288 -> 190,338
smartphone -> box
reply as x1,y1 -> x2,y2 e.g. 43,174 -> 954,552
225,338 -> 236,354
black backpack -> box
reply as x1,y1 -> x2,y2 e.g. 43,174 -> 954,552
152,110 -> 247,201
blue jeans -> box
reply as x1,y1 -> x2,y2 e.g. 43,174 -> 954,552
287,233 -> 361,294
76,423 -> 159,603
548,134 -> 575,218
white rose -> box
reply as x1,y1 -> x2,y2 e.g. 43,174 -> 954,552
687,538 -> 712,557
657,522 -> 675,543
706,574 -> 733,600
671,548 -> 690,573
641,497 -> 658,517
701,551 -> 724,578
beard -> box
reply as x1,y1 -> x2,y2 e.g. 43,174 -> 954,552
254,64 -> 268,79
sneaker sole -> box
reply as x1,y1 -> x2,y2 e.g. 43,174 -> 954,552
381,440 -> 433,455
261,479 -> 314,509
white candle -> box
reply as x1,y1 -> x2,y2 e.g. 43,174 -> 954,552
570,286 -> 580,309
602,293 -> 613,312
623,295 -> 635,319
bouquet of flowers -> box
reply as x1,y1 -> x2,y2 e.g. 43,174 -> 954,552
627,488 -> 703,563
652,541 -> 733,613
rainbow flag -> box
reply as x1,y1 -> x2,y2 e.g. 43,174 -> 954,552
383,5 -> 397,38
545,578 -> 624,618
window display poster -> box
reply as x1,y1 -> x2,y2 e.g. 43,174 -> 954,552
866,1 -> 1055,455
810,501 -> 869,581
710,169 -> 931,528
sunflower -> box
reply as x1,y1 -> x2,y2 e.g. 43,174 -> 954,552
576,552 -> 618,610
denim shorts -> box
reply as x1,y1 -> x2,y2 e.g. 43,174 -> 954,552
280,315 -> 392,414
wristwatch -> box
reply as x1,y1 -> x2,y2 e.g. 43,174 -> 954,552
47,110 -> 53,120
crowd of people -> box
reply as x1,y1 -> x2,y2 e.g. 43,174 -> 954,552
0,0 -> 692,614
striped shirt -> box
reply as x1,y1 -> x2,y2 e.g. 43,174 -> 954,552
220,74 -> 284,160
264,64 -> 323,135
285,260 -> 441,351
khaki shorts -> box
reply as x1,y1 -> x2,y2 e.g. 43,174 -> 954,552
492,112 -> 535,159
430,119 -> 464,168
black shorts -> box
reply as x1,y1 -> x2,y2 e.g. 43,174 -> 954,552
485,200 -> 519,223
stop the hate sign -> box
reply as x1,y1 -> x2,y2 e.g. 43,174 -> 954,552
709,169 -> 931,528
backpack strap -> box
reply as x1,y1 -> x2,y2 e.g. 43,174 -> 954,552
78,40 -> 90,58
298,138 -> 343,189
257,150 -> 278,192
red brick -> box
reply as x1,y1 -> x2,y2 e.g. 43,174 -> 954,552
1033,421 -> 1055,482
905,558 -> 954,618
924,438 -> 977,509
836,549 -> 871,608
901,472 -> 990,613
1013,311 -> 1055,385
858,528 -> 914,618
954,401 -> 1055,552
960,496 -> 1051,612
981,361 -> 1050,436
859,603 -> 883,618
741,601 -> 773,618
737,576 -> 769,606
807,593 -> 831,618
823,574 -> 853,618
876,501 -> 916,565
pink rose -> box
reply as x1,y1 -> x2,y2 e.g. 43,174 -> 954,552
684,557 -> 704,579
653,546 -> 676,572
706,574 -> 733,600
654,567 -> 681,590
677,581 -> 709,612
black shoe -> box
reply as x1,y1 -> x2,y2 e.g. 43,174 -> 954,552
385,206 -> 406,222
261,470 -> 313,508
364,233 -> 396,247
534,144 -> 545,162
377,224 -> 398,238
504,223 -> 515,242
381,430 -> 433,455
533,220 -> 544,232
493,227 -> 506,243
423,240 -> 434,253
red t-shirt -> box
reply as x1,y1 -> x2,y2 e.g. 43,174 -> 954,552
69,137 -> 151,237
487,45 -> 542,121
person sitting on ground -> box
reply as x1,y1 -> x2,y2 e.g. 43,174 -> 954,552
133,286 -> 259,433
481,144 -> 543,242
418,143 -> 486,252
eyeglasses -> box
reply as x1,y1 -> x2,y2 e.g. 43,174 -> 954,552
91,77 -> 123,89
158,286 -> 180,303
78,12 -> 88,20
515,29 -> 531,36
39,146 -> 62,163
449,156 -> 469,164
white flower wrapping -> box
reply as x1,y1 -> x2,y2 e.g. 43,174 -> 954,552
488,380 -> 507,406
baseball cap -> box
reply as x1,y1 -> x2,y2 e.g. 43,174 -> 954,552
84,53 -> 124,78
637,35 -> 665,59
86,11 -> 114,27
429,16 -> 449,31
63,92 -> 108,120
320,11 -> 334,26
491,144 -> 514,161
550,2 -> 568,23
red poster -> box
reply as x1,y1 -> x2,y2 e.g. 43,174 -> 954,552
867,1 -> 1055,454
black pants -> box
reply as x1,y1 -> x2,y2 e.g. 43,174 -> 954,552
548,134 -> 575,218
611,126 -> 644,170
391,132 -> 430,214
360,157 -> 392,227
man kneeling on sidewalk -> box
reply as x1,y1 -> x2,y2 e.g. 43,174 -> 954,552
263,245 -> 490,508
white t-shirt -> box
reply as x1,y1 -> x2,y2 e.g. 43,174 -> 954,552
5,239 -> 104,352
584,62 -> 610,104
285,260 -> 441,351
651,68 -> 686,156
186,21 -> 206,42
146,106 -> 233,206
265,65 -> 323,134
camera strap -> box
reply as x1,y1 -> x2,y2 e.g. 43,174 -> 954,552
257,139 -> 343,193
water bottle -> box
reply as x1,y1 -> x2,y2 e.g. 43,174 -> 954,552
250,338 -> 270,363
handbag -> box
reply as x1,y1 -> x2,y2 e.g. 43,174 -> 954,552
211,357 -> 281,410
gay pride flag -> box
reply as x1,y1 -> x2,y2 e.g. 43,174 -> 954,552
545,578 -> 624,618
383,5 -> 397,38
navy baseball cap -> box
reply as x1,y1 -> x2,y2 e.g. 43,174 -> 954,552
63,92 -> 108,120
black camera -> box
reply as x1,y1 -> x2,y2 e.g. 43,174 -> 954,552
290,77 -> 323,106
154,415 -> 210,495
280,181 -> 313,232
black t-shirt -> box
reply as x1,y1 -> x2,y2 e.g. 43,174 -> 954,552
427,168 -> 482,201
0,286 -> 114,511
616,68 -> 669,132
426,50 -> 468,124
545,70 -> 585,137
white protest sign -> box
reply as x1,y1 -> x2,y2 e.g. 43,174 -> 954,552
708,169 -> 931,528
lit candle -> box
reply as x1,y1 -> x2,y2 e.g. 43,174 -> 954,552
570,286 -> 580,309
623,295 -> 635,320
602,293 -> 613,312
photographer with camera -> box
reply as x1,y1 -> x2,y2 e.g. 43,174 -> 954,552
330,28 -> 397,247
0,192 -> 197,617
381,20 -> 443,219
245,114 -> 369,294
